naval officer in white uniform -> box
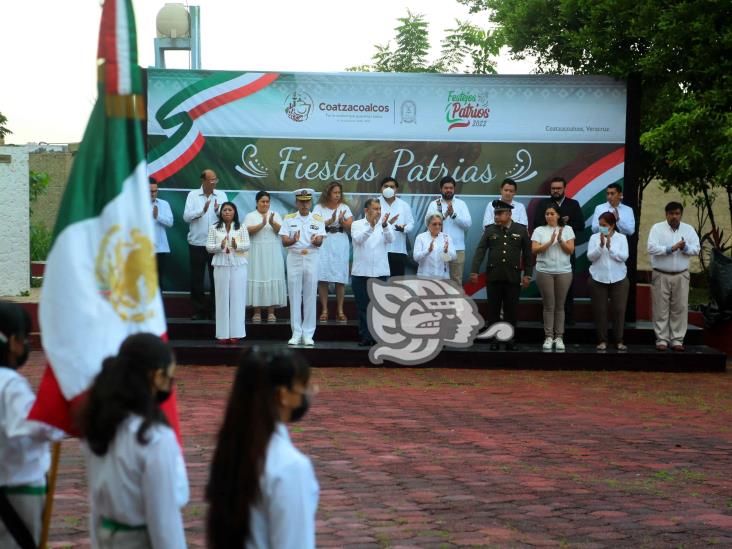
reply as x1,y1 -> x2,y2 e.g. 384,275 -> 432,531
279,189 -> 326,346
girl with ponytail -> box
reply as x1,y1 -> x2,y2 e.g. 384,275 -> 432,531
206,347 -> 319,548
80,333 -> 188,549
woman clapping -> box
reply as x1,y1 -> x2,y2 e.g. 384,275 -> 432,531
413,213 -> 456,279
531,205 -> 575,351
207,202 -> 250,344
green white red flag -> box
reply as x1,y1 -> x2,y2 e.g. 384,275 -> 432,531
29,0 -> 180,438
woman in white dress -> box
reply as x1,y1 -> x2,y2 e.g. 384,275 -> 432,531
207,202 -> 251,344
245,191 -> 286,323
206,347 -> 319,549
80,333 -> 188,549
313,182 -> 353,323
413,213 -> 456,279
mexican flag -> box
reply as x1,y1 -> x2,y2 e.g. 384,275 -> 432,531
29,0 -> 179,438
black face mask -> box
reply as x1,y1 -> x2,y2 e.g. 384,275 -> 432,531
290,393 -> 310,422
155,377 -> 174,404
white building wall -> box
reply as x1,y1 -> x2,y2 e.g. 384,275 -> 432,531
0,146 -> 30,296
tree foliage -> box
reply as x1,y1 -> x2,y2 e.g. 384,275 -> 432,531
0,111 -> 11,139
347,11 -> 497,74
461,0 -> 732,251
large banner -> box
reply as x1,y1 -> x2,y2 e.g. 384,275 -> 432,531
146,69 -> 628,295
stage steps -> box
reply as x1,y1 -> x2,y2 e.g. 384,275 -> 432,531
170,339 -> 726,372
167,318 -> 706,346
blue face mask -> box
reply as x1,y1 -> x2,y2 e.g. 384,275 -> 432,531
599,226 -> 610,235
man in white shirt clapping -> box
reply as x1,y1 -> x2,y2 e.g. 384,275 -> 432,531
591,183 -> 635,236
426,176 -> 472,287
647,201 -> 700,352
183,170 -> 228,320
378,177 -> 414,276
150,180 -> 173,291
351,198 -> 395,346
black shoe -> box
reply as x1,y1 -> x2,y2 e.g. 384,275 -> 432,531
505,342 -> 518,351
490,342 -> 500,351
358,339 -> 372,347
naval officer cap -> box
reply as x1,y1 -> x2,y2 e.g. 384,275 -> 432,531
492,199 -> 514,212
294,188 -> 315,201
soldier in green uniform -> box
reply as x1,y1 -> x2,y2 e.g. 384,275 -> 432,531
470,200 -> 533,350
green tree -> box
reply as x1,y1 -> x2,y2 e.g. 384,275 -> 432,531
0,111 -> 11,140
348,11 -> 497,74
459,0 -> 732,252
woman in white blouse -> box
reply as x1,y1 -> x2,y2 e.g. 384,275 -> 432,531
413,213 -> 456,279
245,191 -> 286,323
531,205 -> 576,351
81,333 -> 188,549
587,211 -> 629,351
207,202 -> 251,343
313,182 -> 353,323
207,347 -> 319,549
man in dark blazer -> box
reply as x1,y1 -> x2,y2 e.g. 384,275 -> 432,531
470,200 -> 533,350
532,176 -> 584,324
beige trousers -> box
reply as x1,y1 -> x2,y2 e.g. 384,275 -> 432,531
0,492 -> 43,549
536,271 -> 573,338
651,270 -> 690,346
449,250 -> 466,287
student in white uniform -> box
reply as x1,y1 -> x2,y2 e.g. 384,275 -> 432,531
207,347 -> 319,549
279,189 -> 326,347
313,182 -> 353,323
482,178 -> 528,228
80,333 -> 188,549
0,301 -> 64,549
413,213 -> 456,280
207,202 -> 251,344
378,177 -> 415,276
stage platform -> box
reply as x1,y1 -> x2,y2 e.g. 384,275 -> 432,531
167,318 -> 726,372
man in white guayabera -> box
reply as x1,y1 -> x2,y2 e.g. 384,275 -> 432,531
646,201 -> 700,352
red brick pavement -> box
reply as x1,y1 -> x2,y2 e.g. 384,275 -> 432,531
19,352 -> 732,548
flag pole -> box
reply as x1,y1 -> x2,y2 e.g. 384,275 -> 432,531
39,441 -> 62,548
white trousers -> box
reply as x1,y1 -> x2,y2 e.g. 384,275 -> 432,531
0,492 -> 43,549
287,252 -> 319,339
213,264 -> 247,340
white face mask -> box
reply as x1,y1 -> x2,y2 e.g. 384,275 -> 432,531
382,187 -> 395,199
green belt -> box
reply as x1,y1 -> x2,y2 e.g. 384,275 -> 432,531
100,517 -> 147,533
0,485 -> 47,496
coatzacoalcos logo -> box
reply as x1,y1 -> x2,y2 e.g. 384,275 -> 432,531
285,90 -> 314,122
445,90 -> 490,131
95,225 -> 158,322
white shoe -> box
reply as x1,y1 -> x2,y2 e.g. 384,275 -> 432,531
553,337 -> 565,351
542,337 -> 554,350
302,337 -> 315,347
288,336 -> 302,346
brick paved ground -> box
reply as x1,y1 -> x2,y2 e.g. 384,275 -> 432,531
20,352 -> 732,548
